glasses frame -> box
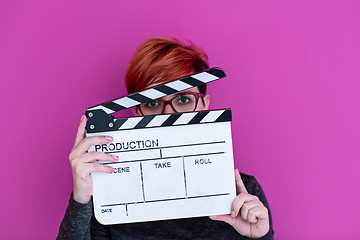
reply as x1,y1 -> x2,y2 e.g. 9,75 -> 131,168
137,92 -> 205,116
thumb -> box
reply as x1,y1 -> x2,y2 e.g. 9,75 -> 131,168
209,214 -> 237,227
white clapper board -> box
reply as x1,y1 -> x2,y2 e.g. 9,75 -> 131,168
85,68 -> 236,225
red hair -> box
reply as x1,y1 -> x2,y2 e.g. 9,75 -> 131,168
125,37 -> 209,94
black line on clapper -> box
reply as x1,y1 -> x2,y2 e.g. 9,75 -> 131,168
125,204 -> 128,216
100,193 -> 230,207
160,148 -> 163,159
182,156 -> 188,198
140,161 -> 146,202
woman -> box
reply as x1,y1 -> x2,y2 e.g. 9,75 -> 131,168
58,37 -> 274,239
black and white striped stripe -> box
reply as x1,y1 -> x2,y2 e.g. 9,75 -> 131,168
86,68 -> 225,115
86,109 -> 232,133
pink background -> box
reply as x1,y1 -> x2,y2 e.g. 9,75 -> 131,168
1,0 -> 359,239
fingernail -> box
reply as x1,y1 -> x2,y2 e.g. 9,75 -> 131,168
81,115 -> 85,121
105,136 -> 113,142
113,155 -> 119,161
108,167 -> 115,172
231,210 -> 236,218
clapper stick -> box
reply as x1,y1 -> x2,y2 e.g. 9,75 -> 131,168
85,67 -> 226,133
85,67 -> 236,225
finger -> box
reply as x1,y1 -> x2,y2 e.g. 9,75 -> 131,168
247,206 -> 268,223
75,136 -> 113,154
209,214 -> 228,222
73,115 -> 88,148
88,163 -> 115,175
79,151 -> 119,164
240,199 -> 263,222
231,192 -> 258,217
76,163 -> 115,179
209,214 -> 234,224
209,214 -> 247,230
235,169 -> 248,194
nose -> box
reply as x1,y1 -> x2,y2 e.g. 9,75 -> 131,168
162,103 -> 176,114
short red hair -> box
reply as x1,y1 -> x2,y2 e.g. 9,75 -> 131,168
125,37 -> 209,94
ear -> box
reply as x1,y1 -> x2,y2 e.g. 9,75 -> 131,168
203,94 -> 210,110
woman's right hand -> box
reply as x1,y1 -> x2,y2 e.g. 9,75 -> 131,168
69,115 -> 119,204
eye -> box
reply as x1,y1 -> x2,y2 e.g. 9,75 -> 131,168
175,95 -> 192,104
145,100 -> 160,108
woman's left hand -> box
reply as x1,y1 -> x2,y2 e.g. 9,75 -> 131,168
209,169 -> 270,239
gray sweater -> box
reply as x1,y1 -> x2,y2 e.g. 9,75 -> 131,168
57,173 -> 274,240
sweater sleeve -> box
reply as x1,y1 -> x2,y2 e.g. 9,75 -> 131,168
56,193 -> 94,240
241,173 -> 275,240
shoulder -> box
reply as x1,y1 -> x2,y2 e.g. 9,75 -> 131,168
239,172 -> 257,185
239,172 -> 267,202
239,172 -> 259,191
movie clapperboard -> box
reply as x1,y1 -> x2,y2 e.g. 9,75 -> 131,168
85,67 -> 236,225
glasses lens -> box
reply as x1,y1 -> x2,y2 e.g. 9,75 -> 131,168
140,100 -> 164,115
172,94 -> 197,112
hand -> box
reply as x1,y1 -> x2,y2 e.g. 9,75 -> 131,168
209,169 -> 270,239
69,115 -> 118,204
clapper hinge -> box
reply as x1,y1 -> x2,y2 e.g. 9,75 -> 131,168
86,109 -> 115,133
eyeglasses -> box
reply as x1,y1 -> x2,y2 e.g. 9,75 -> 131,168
137,92 -> 205,116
